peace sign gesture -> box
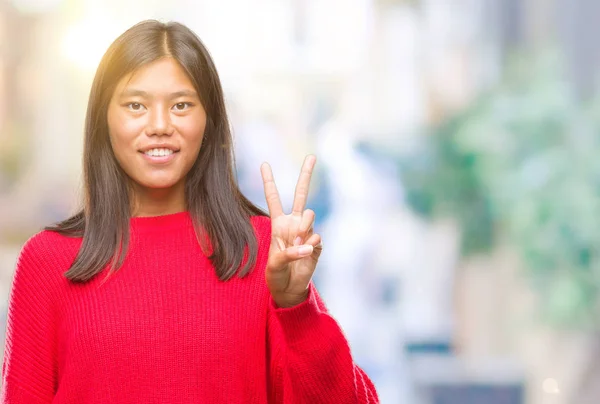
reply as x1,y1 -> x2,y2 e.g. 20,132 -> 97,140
260,155 -> 323,308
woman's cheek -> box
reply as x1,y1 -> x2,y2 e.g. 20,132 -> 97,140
120,115 -> 146,136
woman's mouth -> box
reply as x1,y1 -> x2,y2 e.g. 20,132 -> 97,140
139,148 -> 179,164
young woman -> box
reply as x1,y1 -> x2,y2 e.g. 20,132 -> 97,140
1,20 -> 379,403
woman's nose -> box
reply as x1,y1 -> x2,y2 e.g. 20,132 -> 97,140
146,107 -> 174,136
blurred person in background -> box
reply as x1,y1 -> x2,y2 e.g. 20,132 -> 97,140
0,20 -> 378,403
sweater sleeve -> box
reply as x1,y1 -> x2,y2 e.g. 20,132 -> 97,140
266,282 -> 379,404
1,233 -> 58,403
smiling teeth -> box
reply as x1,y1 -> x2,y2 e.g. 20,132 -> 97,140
145,148 -> 174,157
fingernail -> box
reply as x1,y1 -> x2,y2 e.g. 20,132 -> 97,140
298,245 -> 313,256
294,236 -> 302,246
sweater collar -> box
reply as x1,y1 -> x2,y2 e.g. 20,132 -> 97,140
129,210 -> 192,232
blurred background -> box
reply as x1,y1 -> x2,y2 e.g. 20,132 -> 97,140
1,0 -> 600,403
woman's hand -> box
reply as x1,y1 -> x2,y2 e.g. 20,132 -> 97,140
261,155 -> 323,308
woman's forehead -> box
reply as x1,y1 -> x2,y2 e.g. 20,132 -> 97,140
115,58 -> 197,97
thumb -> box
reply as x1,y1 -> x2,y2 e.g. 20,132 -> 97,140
268,244 -> 314,272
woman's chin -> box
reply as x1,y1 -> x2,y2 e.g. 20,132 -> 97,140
136,178 -> 181,190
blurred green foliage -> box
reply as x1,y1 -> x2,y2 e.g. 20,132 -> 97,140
0,121 -> 28,188
400,52 -> 600,329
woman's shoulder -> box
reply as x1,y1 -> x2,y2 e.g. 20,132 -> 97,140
250,215 -> 272,238
9,230 -> 79,305
249,215 -> 272,256
16,230 -> 82,275
250,214 -> 271,228
23,228 -> 82,252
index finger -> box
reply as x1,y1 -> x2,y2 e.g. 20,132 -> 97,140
260,162 -> 284,218
292,155 -> 317,215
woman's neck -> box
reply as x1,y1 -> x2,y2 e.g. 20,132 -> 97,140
130,182 -> 186,217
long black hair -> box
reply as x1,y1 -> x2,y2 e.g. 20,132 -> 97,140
46,20 -> 268,283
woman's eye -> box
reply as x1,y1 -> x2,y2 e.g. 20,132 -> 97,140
126,102 -> 144,111
173,102 -> 192,111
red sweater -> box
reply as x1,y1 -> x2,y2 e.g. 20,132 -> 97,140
1,212 -> 378,403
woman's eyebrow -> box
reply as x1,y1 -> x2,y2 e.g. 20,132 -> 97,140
170,90 -> 199,99
120,89 -> 149,98
119,89 -> 199,99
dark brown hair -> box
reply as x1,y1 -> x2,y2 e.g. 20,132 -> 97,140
45,20 -> 267,283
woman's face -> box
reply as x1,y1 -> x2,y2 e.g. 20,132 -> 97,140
107,57 -> 207,195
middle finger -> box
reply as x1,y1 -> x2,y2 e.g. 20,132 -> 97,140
291,155 -> 316,215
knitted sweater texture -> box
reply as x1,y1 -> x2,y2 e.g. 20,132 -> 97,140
1,212 -> 378,403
